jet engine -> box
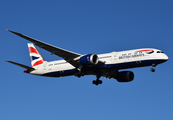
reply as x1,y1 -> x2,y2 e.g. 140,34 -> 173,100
79,54 -> 98,65
115,71 -> 134,82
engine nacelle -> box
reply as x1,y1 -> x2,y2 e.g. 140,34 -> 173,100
115,71 -> 134,82
79,54 -> 98,65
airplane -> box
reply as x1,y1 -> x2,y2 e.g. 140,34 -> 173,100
6,30 -> 169,85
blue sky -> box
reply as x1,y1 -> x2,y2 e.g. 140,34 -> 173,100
1,0 -> 173,120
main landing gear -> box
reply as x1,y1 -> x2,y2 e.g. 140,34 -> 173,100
75,71 -> 84,78
150,64 -> 157,72
92,75 -> 102,86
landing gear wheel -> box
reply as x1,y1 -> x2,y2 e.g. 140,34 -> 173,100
99,80 -> 102,84
150,68 -> 155,72
92,80 -> 102,85
95,82 -> 99,86
92,80 -> 96,84
75,71 -> 84,78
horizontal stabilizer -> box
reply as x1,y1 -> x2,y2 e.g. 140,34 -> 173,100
6,60 -> 35,70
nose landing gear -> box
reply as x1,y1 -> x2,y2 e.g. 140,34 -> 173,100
150,68 -> 155,72
150,64 -> 157,72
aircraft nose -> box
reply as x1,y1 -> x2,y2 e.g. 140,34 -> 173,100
164,54 -> 169,61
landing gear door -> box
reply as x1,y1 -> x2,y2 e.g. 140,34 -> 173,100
43,62 -> 47,73
112,52 -> 119,63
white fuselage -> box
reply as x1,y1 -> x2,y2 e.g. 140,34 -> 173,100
30,48 -> 168,77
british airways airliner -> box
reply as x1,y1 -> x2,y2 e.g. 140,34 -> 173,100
6,30 -> 168,85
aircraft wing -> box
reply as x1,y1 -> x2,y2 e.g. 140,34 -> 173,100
7,30 -> 82,68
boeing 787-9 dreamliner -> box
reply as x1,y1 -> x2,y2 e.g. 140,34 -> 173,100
6,30 -> 168,85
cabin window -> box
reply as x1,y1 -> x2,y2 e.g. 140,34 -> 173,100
157,51 -> 164,53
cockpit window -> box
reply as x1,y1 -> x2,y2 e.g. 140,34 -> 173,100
157,51 -> 164,53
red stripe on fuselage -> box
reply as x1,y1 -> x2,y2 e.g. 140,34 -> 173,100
29,47 -> 39,54
136,49 -> 154,52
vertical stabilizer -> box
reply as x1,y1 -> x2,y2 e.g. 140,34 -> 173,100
28,43 -> 45,67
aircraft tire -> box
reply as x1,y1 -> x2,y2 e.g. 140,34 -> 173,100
99,80 -> 102,84
151,68 -> 155,72
92,80 -> 99,85
92,80 -> 96,84
95,83 -> 99,86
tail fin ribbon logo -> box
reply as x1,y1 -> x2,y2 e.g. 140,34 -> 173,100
28,46 -> 44,67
